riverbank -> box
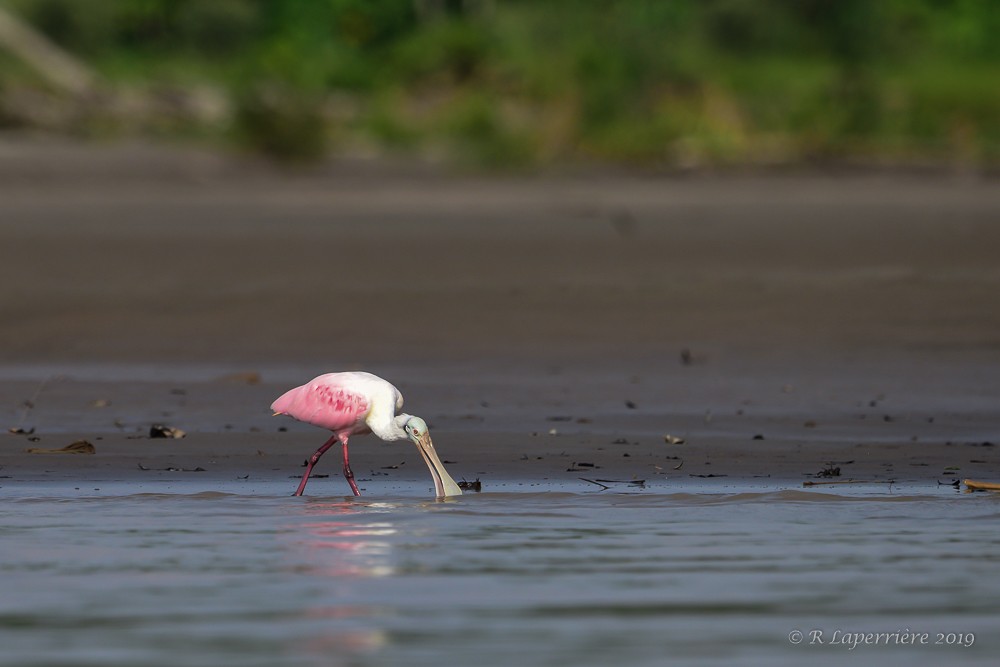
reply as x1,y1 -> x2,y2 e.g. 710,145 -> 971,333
1,140 -> 998,495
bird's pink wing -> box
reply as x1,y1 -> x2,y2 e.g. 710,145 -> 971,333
271,377 -> 369,432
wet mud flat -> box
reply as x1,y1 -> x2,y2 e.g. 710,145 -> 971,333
1,359 -> 996,496
1,143 -> 999,494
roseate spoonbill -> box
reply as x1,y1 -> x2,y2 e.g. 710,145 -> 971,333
271,371 -> 463,498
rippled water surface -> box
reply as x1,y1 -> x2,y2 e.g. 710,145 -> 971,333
2,485 -> 997,667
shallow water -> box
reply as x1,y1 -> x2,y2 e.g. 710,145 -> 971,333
2,485 -> 997,667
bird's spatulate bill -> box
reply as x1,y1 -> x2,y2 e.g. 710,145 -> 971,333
416,433 -> 463,497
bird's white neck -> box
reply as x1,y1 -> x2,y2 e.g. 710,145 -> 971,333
367,411 -> 411,442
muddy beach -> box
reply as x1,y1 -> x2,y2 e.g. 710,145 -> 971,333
1,140 -> 999,492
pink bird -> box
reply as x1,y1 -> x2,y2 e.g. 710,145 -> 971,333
271,371 -> 462,498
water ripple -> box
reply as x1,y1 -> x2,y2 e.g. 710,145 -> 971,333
1,490 -> 996,667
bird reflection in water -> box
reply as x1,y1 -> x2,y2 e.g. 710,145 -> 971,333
296,500 -> 399,579
290,500 -> 402,660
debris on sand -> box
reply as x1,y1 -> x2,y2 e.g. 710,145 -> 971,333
137,463 -> 205,472
8,426 -> 35,435
149,424 -> 186,439
803,479 -> 894,487
663,434 -> 685,445
598,478 -> 645,487
26,440 -> 95,455
458,478 -> 482,492
679,348 -> 709,365
816,464 -> 841,478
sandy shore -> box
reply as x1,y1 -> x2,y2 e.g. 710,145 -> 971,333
1,139 -> 998,493
2,369 -> 996,494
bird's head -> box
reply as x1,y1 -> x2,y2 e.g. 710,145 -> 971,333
403,416 -> 462,498
403,416 -> 429,442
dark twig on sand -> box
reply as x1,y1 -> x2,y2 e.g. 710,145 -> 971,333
595,478 -> 646,487
11,375 -> 58,432
579,478 -> 645,490
802,479 -> 893,487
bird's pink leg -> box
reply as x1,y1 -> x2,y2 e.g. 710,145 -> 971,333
341,437 -> 361,497
294,435 -> 338,496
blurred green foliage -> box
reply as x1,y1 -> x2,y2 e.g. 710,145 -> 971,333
3,0 -> 998,166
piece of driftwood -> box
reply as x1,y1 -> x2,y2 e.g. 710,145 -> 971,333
964,479 -> 1000,492
26,440 -> 95,454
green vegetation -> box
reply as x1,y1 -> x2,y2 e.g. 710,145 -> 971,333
2,0 -> 998,167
